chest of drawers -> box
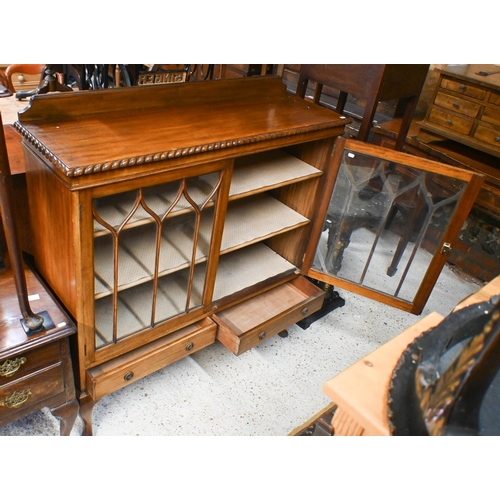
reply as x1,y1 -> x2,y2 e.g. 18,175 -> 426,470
0,263 -> 79,435
419,65 -> 500,157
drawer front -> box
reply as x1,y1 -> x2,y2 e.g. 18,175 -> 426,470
434,91 -> 480,118
428,108 -> 473,135
0,364 -> 64,420
481,106 -> 500,128
474,124 -> 500,148
0,342 -> 60,385
489,90 -> 500,106
86,318 -> 216,400
440,76 -> 487,100
214,276 -> 325,355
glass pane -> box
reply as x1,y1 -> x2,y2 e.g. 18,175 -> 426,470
92,172 -> 220,349
312,149 -> 466,304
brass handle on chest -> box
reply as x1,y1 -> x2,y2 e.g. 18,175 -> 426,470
0,389 -> 32,408
0,357 -> 27,377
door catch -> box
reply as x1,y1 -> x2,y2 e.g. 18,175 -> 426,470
441,242 -> 452,255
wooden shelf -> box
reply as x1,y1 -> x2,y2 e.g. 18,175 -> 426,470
230,149 -> 322,199
95,242 -> 297,346
94,193 -> 308,298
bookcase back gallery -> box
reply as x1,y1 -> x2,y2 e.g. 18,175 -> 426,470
15,76 -> 483,434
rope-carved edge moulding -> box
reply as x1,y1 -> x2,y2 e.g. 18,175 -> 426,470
13,121 -> 338,178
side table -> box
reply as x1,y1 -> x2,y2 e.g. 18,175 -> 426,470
295,64 -> 430,150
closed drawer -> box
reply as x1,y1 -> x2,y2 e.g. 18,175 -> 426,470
86,317 -> 216,400
214,275 -> 325,355
489,90 -> 500,106
481,106 -> 500,128
0,342 -> 60,385
428,108 -> 473,135
440,76 -> 487,100
434,91 -> 480,118
0,364 -> 64,420
474,124 -> 500,148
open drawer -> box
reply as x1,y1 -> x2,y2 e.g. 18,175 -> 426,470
213,276 -> 325,355
86,317 -> 216,400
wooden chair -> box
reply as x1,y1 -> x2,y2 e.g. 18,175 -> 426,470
6,65 -> 70,100
4,64 -> 46,93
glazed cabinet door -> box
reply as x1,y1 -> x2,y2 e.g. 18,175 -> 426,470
304,138 -> 484,315
82,160 -> 232,365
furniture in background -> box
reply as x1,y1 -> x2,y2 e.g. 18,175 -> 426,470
295,64 -> 430,150
371,66 -> 500,284
0,114 -> 79,435
4,65 -> 46,93
216,64 -> 284,79
418,64 -> 500,158
322,275 -> 500,436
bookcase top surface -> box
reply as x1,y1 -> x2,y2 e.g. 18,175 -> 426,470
15,77 -> 349,179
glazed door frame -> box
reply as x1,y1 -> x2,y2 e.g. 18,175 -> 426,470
303,137 -> 484,315
77,158 -> 233,371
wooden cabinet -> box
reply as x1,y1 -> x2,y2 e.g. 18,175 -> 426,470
15,76 -> 483,435
419,65 -> 500,157
16,77 -> 347,435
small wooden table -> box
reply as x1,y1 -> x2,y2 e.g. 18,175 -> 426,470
322,276 -> 500,436
0,261 -> 79,435
296,64 -> 430,150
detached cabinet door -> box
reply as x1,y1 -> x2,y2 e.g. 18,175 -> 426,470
303,138 -> 484,315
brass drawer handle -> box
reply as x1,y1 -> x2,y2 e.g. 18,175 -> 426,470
258,331 -> 266,341
185,342 -> 194,351
301,307 -> 309,316
0,389 -> 32,409
124,371 -> 134,381
0,357 -> 27,377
